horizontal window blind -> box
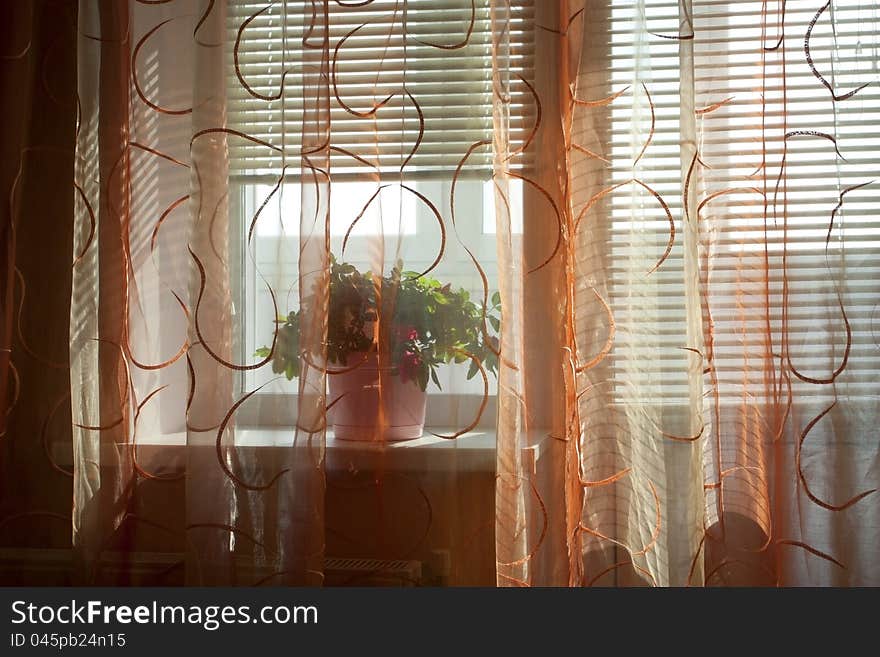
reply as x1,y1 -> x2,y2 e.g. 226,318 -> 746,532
607,0 -> 880,404
226,0 -> 535,179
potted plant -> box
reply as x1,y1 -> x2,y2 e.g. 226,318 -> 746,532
256,256 -> 501,441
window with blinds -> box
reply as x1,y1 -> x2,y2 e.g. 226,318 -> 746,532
229,1 -> 533,405
608,0 -> 879,404
226,0 -> 535,179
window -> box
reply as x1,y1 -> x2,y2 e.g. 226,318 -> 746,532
226,0 -> 534,417
607,0 -> 880,406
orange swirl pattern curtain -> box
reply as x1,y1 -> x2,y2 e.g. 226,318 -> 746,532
1,0 -> 878,586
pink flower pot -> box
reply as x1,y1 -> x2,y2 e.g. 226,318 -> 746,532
327,352 -> 427,441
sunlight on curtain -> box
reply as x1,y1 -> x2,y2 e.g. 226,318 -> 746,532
42,0 -> 880,586
538,0 -> 880,586
69,0 -> 532,586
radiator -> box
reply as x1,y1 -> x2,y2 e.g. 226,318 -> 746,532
0,549 -> 423,586
323,557 -> 422,587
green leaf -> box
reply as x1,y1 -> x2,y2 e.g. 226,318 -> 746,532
466,358 -> 479,380
270,257 -> 504,390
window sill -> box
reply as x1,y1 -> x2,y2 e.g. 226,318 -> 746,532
57,428 -> 550,475
232,392 -> 499,431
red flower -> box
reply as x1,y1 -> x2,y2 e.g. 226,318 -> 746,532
398,349 -> 421,384
395,324 -> 418,342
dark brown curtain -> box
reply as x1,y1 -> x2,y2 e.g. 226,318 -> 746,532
0,0 -> 78,583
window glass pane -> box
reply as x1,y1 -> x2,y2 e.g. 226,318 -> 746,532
251,181 -> 416,237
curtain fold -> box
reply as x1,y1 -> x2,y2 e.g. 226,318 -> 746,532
1,0 -> 877,586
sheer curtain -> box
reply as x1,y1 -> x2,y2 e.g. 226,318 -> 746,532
2,0 -> 877,587
70,0 -> 322,584
496,0 -> 879,586
69,0 -> 523,586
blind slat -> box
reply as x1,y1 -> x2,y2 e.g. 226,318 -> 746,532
227,1 -> 535,178
601,0 -> 880,402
